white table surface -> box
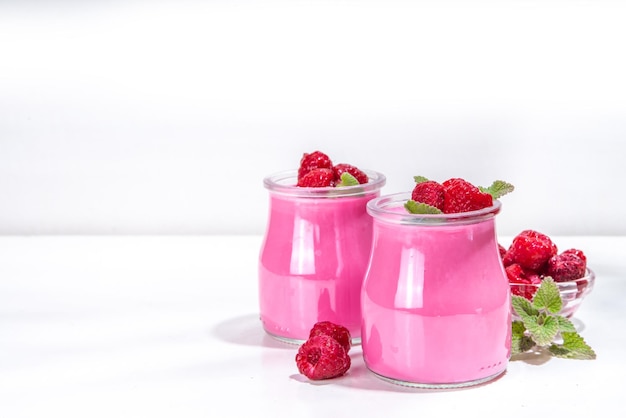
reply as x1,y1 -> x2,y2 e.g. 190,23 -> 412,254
1,235 -> 624,418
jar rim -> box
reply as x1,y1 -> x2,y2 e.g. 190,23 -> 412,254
263,169 -> 386,198
367,192 -> 502,226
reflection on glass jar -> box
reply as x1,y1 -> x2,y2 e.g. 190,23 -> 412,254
362,192 -> 511,388
259,170 -> 386,344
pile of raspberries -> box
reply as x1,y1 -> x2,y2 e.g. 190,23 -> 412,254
501,230 -> 587,299
296,151 -> 368,187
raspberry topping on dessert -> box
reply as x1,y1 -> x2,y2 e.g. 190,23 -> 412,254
297,151 -> 333,182
405,176 -> 513,215
411,180 -> 445,211
442,178 -> 493,214
333,163 -> 368,185
297,168 -> 336,187
295,151 -> 369,188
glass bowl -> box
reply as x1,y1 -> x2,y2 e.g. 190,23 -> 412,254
509,268 -> 595,318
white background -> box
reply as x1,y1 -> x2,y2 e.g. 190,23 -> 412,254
1,0 -> 625,236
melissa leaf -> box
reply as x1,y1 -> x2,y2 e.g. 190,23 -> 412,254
525,314 -> 559,347
511,321 -> 535,355
479,180 -> 515,199
510,279 -> 596,361
549,332 -> 597,360
413,176 -> 429,184
556,316 -> 577,334
532,277 -> 562,314
404,200 -> 443,214
511,295 -> 539,320
336,172 -> 359,187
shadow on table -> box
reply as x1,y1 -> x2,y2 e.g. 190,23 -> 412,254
212,314 -> 587,392
289,352 -> 507,393
211,314 -> 295,350
571,316 -> 586,333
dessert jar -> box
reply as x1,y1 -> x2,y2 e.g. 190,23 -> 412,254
259,170 -> 386,344
361,192 -> 511,388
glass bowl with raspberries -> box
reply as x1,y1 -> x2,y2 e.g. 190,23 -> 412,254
501,230 -> 595,318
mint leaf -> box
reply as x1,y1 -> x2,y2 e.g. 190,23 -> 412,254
556,316 -> 577,334
336,172 -> 359,187
510,274 -> 596,361
413,176 -> 429,184
525,314 -> 560,347
511,321 -> 535,356
511,295 -> 539,321
549,332 -> 597,360
511,320 -> 527,338
479,180 -> 514,199
532,277 -> 562,314
404,200 -> 443,214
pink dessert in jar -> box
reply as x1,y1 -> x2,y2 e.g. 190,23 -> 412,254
259,151 -> 386,343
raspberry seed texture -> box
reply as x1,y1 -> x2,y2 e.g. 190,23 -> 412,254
502,230 -> 589,301
297,151 -> 333,182
308,321 -> 352,354
411,180 -> 445,211
295,151 -> 369,188
442,178 -> 493,214
295,334 -> 351,380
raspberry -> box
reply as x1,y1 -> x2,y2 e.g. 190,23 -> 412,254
562,248 -> 587,263
441,178 -> 493,214
506,263 -> 542,300
297,168 -> 335,187
503,230 -> 558,271
298,151 -> 333,182
411,180 -> 445,211
333,163 -> 368,185
295,334 -> 351,380
498,243 -> 508,261
546,252 -> 587,282
309,321 -> 352,353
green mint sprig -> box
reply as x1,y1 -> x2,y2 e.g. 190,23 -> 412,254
404,200 -> 443,214
511,277 -> 596,360
479,180 -> 515,199
336,172 -> 359,187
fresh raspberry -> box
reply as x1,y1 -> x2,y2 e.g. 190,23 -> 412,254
506,263 -> 542,300
411,180 -> 445,211
503,230 -> 558,271
297,168 -> 335,187
505,263 -> 525,283
295,335 -> 351,380
546,252 -> 587,282
333,163 -> 368,185
498,243 -> 508,261
441,178 -> 493,214
309,321 -> 352,354
297,151 -> 333,182
559,249 -> 588,297
562,248 -> 587,263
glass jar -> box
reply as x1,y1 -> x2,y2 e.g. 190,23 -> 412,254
259,169 -> 386,344
361,192 -> 511,388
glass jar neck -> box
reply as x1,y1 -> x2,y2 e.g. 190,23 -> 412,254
263,170 -> 386,198
367,192 -> 502,227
